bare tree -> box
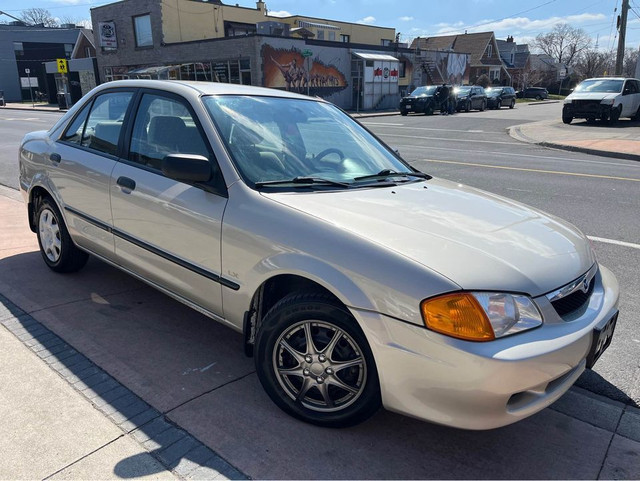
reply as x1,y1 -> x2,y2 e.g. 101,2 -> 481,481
574,48 -> 611,79
20,8 -> 58,27
513,68 -> 544,90
59,15 -> 91,28
623,47 -> 639,77
532,23 -> 591,66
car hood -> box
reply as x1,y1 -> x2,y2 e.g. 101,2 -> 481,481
263,178 -> 594,297
567,92 -> 619,101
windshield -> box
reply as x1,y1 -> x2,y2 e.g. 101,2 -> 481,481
455,86 -> 471,94
485,88 -> 502,96
203,96 -> 417,188
574,79 -> 624,93
410,86 -> 437,96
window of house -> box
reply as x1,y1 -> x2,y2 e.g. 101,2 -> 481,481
85,46 -> 93,57
13,42 -> 24,57
328,30 -> 335,41
487,44 -> 493,57
341,34 -> 350,43
133,14 -> 153,47
399,61 -> 406,78
381,39 -> 391,46
64,43 -> 73,58
317,29 -> 325,40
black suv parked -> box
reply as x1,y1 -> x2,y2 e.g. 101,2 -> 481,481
485,86 -> 516,109
455,86 -> 487,112
516,87 -> 549,100
399,85 -> 451,115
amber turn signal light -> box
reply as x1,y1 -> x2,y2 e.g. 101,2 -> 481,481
421,293 -> 496,341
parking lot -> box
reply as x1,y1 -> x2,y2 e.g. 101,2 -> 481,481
1,102 -> 639,479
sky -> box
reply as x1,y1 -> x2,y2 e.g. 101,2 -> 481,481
1,0 -> 640,52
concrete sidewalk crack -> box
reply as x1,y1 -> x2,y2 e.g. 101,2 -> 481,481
163,370 -> 256,416
41,435 -> 125,480
596,406 -> 626,479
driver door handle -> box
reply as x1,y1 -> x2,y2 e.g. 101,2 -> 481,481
116,176 -> 136,191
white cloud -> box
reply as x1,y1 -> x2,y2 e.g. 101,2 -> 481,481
399,16 -> 414,22
357,16 -> 376,25
269,10 -> 292,18
51,0 -> 87,4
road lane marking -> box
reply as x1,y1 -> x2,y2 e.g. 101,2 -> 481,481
587,236 -> 640,250
361,122 -> 405,126
419,158 -> 640,182
364,124 -> 486,134
380,133 -> 520,145
400,144 -> 635,167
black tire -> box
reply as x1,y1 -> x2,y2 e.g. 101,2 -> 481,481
424,106 -> 433,116
632,106 -> 640,122
562,115 -> 573,124
465,101 -> 471,113
608,106 -> 620,125
496,101 -> 502,109
586,117 -> 596,124
535,95 -> 542,101
400,109 -> 408,116
36,197 -> 88,273
480,101 -> 486,111
509,100 -> 515,109
255,292 -> 381,428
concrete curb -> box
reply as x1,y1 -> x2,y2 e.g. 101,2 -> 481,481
524,100 -> 560,106
508,124 -> 640,162
0,290 -> 249,481
1,106 -> 67,113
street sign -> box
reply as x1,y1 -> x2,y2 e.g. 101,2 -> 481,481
25,68 -> 30,74
57,58 -> 68,74
559,67 -> 567,79
302,49 -> 313,58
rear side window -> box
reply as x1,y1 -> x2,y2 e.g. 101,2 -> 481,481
129,93 -> 211,170
61,103 -> 91,144
81,92 -> 133,156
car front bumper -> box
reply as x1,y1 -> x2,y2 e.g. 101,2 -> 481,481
352,264 -> 619,430
563,102 -> 612,119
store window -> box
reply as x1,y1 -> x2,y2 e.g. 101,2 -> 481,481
329,31 -> 335,41
13,42 -> 24,57
399,61 -> 406,78
317,29 -> 324,40
381,39 -> 392,46
133,14 -> 153,47
341,34 -> 350,43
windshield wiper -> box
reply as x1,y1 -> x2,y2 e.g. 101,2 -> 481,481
255,176 -> 351,188
354,169 -> 431,182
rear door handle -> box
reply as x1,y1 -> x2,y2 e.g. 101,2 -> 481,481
49,153 -> 61,163
116,176 -> 136,191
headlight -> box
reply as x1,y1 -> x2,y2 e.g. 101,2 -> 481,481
600,99 -> 615,105
421,292 -> 543,341
563,98 -> 572,104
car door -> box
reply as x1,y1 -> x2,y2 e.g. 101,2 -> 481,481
109,90 -> 228,318
50,89 -> 135,259
625,80 -> 640,117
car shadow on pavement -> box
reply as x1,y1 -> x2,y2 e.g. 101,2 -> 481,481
0,250 -> 636,479
570,119 -> 640,128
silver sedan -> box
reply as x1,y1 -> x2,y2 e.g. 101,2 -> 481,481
19,80 -> 619,429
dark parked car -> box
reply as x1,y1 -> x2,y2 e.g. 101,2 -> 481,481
0,90 -> 5,107
485,87 -> 516,109
517,87 -> 549,100
399,85 -> 451,115
455,86 -> 487,112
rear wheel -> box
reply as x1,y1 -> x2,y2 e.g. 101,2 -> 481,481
562,115 -> 573,124
255,293 -> 381,428
632,106 -> 640,121
36,197 -> 88,273
535,94 -> 542,101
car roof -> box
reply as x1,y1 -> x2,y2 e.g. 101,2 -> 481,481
90,79 -> 322,101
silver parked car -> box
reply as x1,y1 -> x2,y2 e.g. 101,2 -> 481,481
19,80 -> 619,429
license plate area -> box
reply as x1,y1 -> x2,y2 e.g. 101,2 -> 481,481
586,312 -> 618,369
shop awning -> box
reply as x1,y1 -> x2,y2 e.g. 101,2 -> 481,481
298,20 -> 341,30
352,52 -> 399,61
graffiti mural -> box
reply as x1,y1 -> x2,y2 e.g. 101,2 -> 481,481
261,44 -> 348,96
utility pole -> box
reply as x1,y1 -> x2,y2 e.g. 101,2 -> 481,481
615,0 -> 630,75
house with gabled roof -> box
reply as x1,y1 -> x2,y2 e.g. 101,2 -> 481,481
497,36 -> 531,89
411,31 -> 511,86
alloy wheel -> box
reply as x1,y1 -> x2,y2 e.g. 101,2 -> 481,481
39,208 -> 61,262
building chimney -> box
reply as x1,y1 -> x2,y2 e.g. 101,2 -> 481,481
507,35 -> 514,43
257,0 -> 266,14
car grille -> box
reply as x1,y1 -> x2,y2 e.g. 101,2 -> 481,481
549,277 -> 595,318
571,99 -> 601,112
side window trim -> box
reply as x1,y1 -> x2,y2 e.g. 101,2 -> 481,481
121,88 -> 228,198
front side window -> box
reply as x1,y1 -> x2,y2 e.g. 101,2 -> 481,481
81,91 -> 133,156
61,102 -> 91,144
134,14 -> 153,47
203,96 -> 415,187
129,94 -> 211,171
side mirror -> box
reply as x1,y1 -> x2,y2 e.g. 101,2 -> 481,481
623,88 -> 631,95
162,154 -> 211,183
393,147 -> 402,158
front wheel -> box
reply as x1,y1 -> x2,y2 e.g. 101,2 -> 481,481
480,101 -> 486,111
608,106 -> 620,125
400,108 -> 408,116
255,293 -> 381,428
36,197 -> 88,273
496,101 -> 502,109
465,101 -> 471,112
509,100 -> 515,109
535,95 -> 542,100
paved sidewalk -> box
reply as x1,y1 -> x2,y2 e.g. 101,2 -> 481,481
1,184 -> 639,479
2,102 -> 66,113
509,118 -> 640,161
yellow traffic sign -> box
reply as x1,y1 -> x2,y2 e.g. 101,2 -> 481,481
57,58 -> 68,74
